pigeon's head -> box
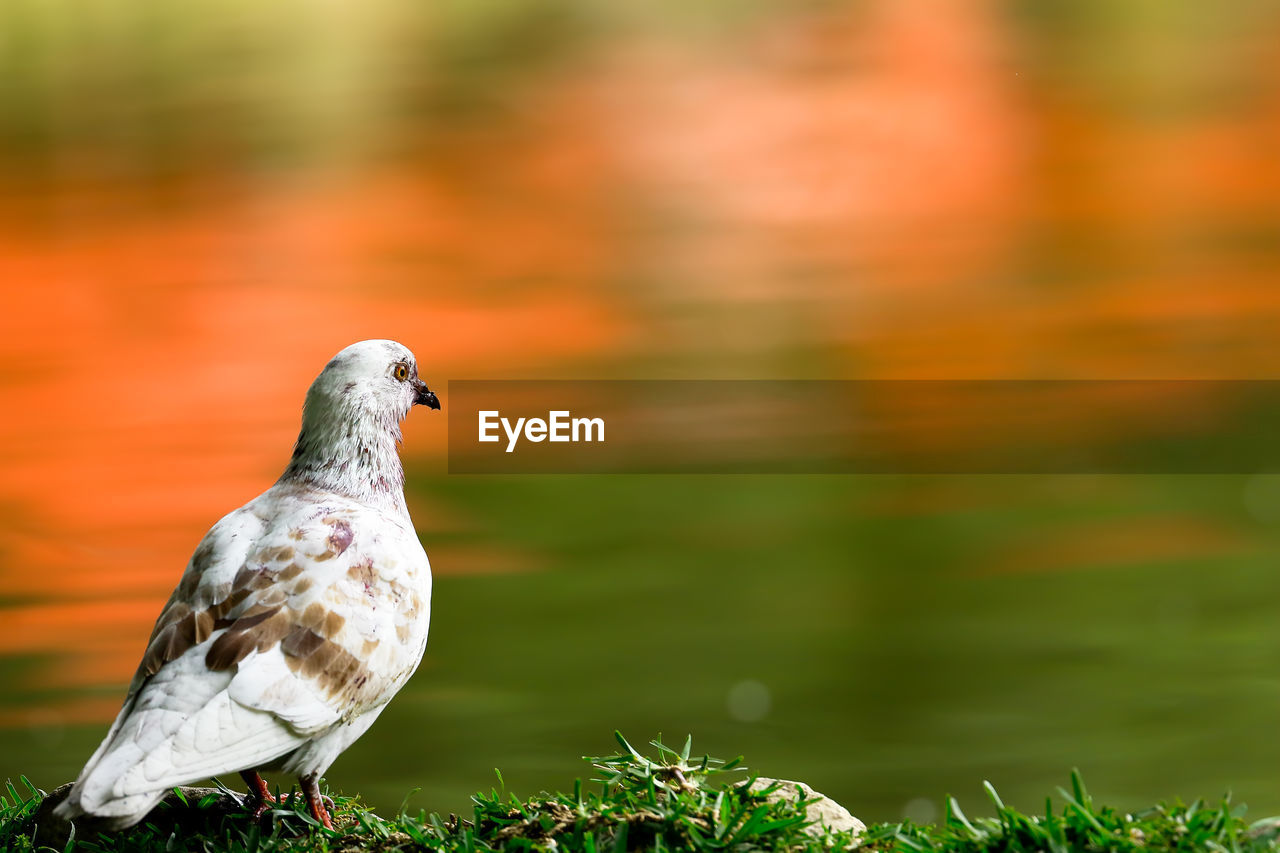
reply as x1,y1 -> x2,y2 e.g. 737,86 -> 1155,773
283,340 -> 437,504
309,339 -> 440,424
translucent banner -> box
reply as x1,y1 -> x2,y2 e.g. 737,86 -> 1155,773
444,380 -> 1280,473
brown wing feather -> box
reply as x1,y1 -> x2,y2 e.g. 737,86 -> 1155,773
131,513 -> 409,717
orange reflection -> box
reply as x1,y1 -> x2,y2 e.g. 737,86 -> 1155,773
2,0 -> 1280,725
0,171 -> 625,700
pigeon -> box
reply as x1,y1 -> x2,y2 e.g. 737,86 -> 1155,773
54,339 -> 440,830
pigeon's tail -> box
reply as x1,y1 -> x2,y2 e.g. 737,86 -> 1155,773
55,671 -> 310,829
51,695 -> 172,829
54,785 -> 168,830
52,692 -> 153,827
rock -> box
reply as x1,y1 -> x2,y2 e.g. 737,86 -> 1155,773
29,782 -> 248,849
743,777 -> 866,842
1248,816 -> 1280,842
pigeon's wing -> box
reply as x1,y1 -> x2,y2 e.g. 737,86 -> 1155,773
62,503 -> 287,818
65,493 -> 430,818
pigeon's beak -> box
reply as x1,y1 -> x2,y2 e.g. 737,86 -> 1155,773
413,379 -> 441,410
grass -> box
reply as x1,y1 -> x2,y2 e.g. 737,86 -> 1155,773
1,733 -> 1277,853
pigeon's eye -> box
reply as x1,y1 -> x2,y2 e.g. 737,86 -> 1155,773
393,364 -> 409,382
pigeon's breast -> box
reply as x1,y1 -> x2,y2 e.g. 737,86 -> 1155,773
138,491 -> 431,719
275,504 -> 431,709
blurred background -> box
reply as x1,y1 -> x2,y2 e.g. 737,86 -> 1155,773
4,0 -> 1280,826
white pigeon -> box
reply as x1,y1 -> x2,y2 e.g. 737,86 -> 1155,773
55,339 -> 440,830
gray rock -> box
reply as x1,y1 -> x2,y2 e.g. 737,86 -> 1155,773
1248,816 -> 1280,842
743,777 -> 866,842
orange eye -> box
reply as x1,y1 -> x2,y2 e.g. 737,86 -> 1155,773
394,364 -> 409,381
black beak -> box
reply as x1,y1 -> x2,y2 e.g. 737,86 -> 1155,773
413,379 -> 441,410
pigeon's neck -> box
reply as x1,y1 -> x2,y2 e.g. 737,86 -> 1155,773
279,397 -> 409,516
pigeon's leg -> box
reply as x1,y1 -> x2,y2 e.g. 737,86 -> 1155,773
300,774 -> 334,830
240,769 -> 283,820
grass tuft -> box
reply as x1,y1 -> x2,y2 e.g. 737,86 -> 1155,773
2,737 -> 1277,852
859,768 -> 1272,853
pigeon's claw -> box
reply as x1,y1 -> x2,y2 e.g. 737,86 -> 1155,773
301,774 -> 335,831
241,770 -> 285,821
